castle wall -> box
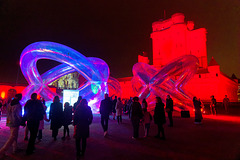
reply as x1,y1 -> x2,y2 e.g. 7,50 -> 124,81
118,13 -> 238,102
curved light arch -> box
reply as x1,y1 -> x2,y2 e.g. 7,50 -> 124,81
20,41 -> 120,113
132,55 -> 199,111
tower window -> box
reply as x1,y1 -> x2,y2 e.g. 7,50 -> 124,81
216,73 -> 218,77
199,74 -> 201,78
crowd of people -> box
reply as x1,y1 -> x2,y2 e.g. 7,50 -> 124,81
0,92 -> 231,159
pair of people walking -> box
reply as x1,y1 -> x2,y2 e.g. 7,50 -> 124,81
129,96 -> 167,140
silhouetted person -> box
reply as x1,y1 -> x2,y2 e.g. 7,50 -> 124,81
154,97 -> 166,140
74,99 -> 93,158
193,97 -> 203,124
115,98 -> 124,124
166,95 -> 173,127
130,97 -> 143,139
23,93 -> 45,155
0,94 -> 22,157
223,95 -> 230,113
142,98 -> 148,109
62,102 -> 72,140
127,97 -> 133,118
100,94 -> 112,137
49,96 -> 63,141
73,96 -> 82,112
210,95 -> 217,115
112,96 -> 117,120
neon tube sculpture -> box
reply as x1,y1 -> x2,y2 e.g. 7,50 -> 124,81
20,41 -> 120,113
132,55 -> 199,111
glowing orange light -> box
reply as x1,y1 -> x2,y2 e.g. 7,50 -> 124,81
1,91 -> 6,99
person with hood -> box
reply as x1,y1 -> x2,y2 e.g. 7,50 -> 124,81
73,99 -> 93,158
0,94 -> 22,157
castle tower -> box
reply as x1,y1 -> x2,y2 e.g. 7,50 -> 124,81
151,13 -> 208,69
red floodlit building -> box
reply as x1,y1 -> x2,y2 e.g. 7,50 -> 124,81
119,13 -> 238,103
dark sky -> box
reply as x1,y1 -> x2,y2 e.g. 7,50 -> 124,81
0,0 -> 239,84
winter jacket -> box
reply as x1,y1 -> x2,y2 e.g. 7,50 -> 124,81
166,98 -> 173,112
193,99 -> 202,120
115,100 -> 123,116
6,99 -> 22,127
154,102 -> 166,125
23,99 -> 45,122
100,98 -> 112,116
49,102 -> 63,130
74,105 -> 93,139
130,102 -> 143,121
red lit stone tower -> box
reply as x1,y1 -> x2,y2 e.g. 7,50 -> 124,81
151,13 -> 208,69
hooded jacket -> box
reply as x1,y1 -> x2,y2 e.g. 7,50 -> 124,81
6,99 -> 22,127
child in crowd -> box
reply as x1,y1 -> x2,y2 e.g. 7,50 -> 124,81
62,102 -> 72,140
37,98 -> 49,141
142,108 -> 152,137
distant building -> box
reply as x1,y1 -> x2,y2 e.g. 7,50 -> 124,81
118,13 -> 238,102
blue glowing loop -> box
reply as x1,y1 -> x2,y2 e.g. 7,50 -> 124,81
20,41 -> 120,113
132,55 -> 199,111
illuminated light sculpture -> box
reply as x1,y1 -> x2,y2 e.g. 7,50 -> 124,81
20,41 -> 120,113
132,55 -> 199,111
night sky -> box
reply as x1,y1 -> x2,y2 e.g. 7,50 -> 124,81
0,0 -> 239,84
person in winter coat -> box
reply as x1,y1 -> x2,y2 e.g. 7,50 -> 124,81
154,97 -> 166,140
210,95 -> 217,115
193,97 -> 203,124
166,95 -> 173,127
222,95 -> 230,113
23,93 -> 45,155
130,97 -> 143,139
0,94 -> 22,157
112,96 -> 117,120
142,108 -> 152,137
100,94 -> 112,137
49,96 -> 63,141
62,102 -> 72,140
73,99 -> 93,158
115,98 -> 124,124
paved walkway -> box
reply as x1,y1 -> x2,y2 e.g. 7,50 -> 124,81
0,113 -> 240,160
